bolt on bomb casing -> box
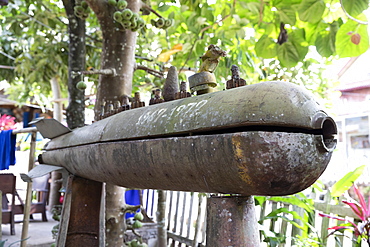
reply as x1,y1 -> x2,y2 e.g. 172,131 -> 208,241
39,81 -> 337,196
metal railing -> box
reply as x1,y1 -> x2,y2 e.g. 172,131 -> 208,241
142,189 -> 368,247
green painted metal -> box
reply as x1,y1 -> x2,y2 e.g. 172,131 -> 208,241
41,132 -> 333,195
38,81 -> 337,196
45,81 -> 335,150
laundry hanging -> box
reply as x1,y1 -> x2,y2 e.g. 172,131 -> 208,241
0,129 -> 16,170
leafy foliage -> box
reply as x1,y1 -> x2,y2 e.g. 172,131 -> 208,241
0,1 -> 100,106
1,0 -> 369,106
133,0 -> 369,100
298,0 -> 326,23
335,17 -> 369,58
320,184 -> 370,246
256,164 -> 369,246
0,237 -> 30,247
256,191 -> 322,247
342,0 -> 369,17
0,1 -> 69,104
331,165 -> 366,197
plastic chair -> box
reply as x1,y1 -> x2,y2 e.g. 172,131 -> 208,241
14,174 -> 50,222
29,174 -> 50,221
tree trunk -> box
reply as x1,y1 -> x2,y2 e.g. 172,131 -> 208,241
50,77 -> 63,122
157,190 -> 167,246
86,0 -> 140,245
63,0 -> 86,129
49,77 -> 63,210
90,0 -> 139,119
105,184 -> 126,246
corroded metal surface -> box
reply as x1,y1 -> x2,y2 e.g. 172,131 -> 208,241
41,131 -> 332,196
206,196 -> 260,246
188,71 -> 217,94
57,175 -> 102,246
38,81 -> 337,196
226,65 -> 246,89
45,81 -> 334,150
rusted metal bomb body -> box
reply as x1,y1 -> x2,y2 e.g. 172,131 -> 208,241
39,81 -> 337,196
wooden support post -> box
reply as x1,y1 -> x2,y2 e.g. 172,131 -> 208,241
20,131 -> 37,247
206,195 -> 260,247
319,191 -> 331,247
57,175 -> 73,247
49,171 -> 62,211
57,175 -> 102,247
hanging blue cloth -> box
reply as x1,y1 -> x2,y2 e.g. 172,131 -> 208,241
0,130 -> 16,170
23,111 -> 30,128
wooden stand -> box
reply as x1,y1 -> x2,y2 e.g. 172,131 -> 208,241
57,175 -> 102,247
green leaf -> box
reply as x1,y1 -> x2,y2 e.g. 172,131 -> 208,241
312,180 -> 324,192
47,18 -> 56,29
315,22 -> 338,57
342,0 -> 368,17
331,165 -> 366,197
298,0 -> 325,23
264,23 -> 276,36
201,6 -> 214,22
278,42 -> 299,68
186,12 -> 201,33
158,4 -> 171,12
277,29 -> 308,68
263,207 -> 306,225
168,11 -> 175,20
255,35 -> 277,58
335,19 -> 369,58
304,21 -> 328,45
245,2 -> 260,15
36,58 -> 48,68
254,196 -> 267,206
10,22 -> 22,36
262,5 -> 275,23
277,5 -> 296,25
259,206 -> 316,231
274,0 -> 303,5
269,196 -> 314,212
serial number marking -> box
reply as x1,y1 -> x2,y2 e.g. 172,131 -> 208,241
137,100 -> 208,126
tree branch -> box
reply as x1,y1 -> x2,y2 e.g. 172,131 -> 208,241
340,0 -> 368,25
41,3 -> 67,25
0,51 -> 15,60
258,0 -> 264,25
74,65 -> 163,79
135,64 -> 164,78
199,13 -> 232,33
74,68 -> 117,76
0,65 -> 15,69
135,55 -> 153,61
140,2 -> 164,19
121,205 -> 141,213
